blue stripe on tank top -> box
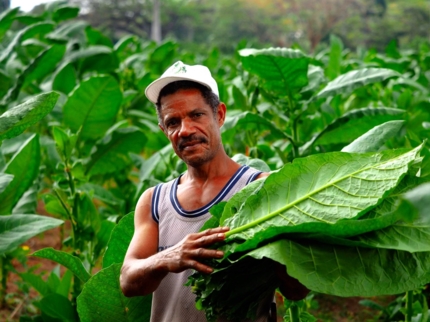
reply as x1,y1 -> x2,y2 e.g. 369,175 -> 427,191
246,171 -> 262,184
151,183 -> 162,223
170,165 -> 250,218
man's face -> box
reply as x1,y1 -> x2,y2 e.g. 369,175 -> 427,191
158,88 -> 225,168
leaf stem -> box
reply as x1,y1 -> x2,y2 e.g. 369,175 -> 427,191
289,303 -> 301,322
405,290 -> 413,322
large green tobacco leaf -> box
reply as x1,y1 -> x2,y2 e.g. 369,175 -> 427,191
315,68 -> 400,99
222,111 -> 287,143
52,62 -> 77,95
85,126 -> 147,176
0,8 -> 20,41
33,248 -> 91,282
0,174 -> 13,195
247,239 -> 430,297
23,44 -> 66,87
0,134 -> 40,215
34,293 -> 78,321
0,214 -> 63,254
221,146 -> 422,254
239,48 -> 310,96
301,107 -> 405,152
355,182 -> 430,252
77,263 -> 151,322
63,76 -> 122,140
326,34 -> 343,80
0,92 -> 59,141
103,212 -> 134,269
0,22 -> 54,63
342,120 -> 405,153
52,5 -> 80,23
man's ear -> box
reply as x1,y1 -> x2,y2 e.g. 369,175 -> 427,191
159,123 -> 167,136
217,102 -> 227,127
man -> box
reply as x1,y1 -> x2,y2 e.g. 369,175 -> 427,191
120,61 -> 308,322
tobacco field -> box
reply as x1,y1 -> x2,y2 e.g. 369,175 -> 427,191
0,2 -> 429,322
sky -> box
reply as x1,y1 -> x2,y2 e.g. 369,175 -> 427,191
10,0 -> 60,12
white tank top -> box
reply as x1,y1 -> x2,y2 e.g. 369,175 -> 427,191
150,165 -> 268,322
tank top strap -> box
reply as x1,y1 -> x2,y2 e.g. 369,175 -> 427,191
151,165 -> 263,223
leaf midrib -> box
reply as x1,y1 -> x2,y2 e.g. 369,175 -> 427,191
226,150 -> 415,237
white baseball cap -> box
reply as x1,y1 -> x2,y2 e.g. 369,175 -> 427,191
145,61 -> 219,104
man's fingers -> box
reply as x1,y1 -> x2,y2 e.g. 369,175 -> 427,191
197,226 -> 229,237
193,248 -> 224,259
191,260 -> 215,274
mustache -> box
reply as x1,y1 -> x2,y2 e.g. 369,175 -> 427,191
178,135 -> 208,150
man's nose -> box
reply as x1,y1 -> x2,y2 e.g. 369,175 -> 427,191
178,118 -> 196,137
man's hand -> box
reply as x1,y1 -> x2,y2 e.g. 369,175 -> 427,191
159,226 -> 229,274
274,262 -> 310,301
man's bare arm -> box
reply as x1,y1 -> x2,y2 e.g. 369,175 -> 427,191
120,188 -> 229,297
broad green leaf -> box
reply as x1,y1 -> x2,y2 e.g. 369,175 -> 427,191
222,111 -> 287,143
77,263 -> 151,322
0,92 -> 59,140
231,154 -> 271,172
0,70 -> 11,97
356,182 -> 430,252
93,220 -> 116,260
64,46 -> 119,75
57,269 -> 73,298
138,144 -> 173,182
52,63 -> 76,95
0,215 -> 63,254
78,183 -> 124,207
222,146 -> 422,254
0,133 -> 33,155
301,65 -> 325,93
85,26 -> 113,47
147,41 -> 177,75
20,272 -> 51,296
0,174 -> 13,195
23,44 -> 66,87
103,212 -> 134,269
77,193 -> 101,235
301,107 -> 405,152
0,8 -> 20,41
315,68 -> 400,99
63,76 -> 122,140
114,35 -> 138,53
0,22 -> 54,63
239,48 -> 309,96
12,184 -> 38,214
32,248 -> 91,282
326,34 -> 343,80
85,126 -> 147,176
35,293 -> 78,322
342,120 -> 405,153
52,6 -> 80,23
45,20 -> 88,42
247,239 -> 430,297
0,134 -> 40,215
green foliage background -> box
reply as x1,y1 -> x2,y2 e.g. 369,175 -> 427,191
0,0 -> 429,321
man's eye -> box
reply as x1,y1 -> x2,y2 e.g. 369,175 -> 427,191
166,120 -> 178,127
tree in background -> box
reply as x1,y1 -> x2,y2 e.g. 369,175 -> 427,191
59,0 -> 429,52
0,0 -> 10,12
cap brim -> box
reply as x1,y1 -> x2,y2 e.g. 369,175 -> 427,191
145,75 -> 214,104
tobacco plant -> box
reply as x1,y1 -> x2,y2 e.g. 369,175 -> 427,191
0,3 -> 429,322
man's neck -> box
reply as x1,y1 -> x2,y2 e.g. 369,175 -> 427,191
182,152 -> 240,185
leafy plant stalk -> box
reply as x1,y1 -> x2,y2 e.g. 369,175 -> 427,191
289,303 -> 301,322
405,290 -> 413,322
